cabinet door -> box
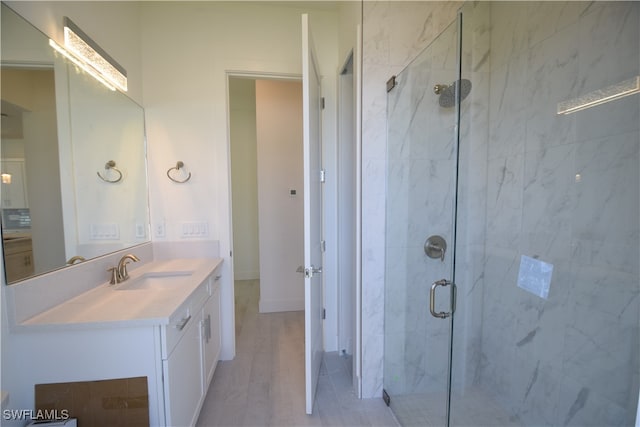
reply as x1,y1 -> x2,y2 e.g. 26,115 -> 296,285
4,250 -> 34,282
201,284 -> 221,390
163,314 -> 202,427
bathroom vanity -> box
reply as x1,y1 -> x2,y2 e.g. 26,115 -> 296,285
2,234 -> 34,282
6,255 -> 223,426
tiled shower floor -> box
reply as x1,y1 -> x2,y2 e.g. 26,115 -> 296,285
390,387 -> 520,426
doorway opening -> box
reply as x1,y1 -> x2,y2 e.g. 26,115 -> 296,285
228,75 -> 305,315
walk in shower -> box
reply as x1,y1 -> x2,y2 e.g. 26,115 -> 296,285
383,2 -> 639,425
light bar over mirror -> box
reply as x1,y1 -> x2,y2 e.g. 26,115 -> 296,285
50,17 -> 127,92
557,75 -> 640,115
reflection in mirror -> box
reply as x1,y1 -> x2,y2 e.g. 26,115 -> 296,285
1,3 -> 150,284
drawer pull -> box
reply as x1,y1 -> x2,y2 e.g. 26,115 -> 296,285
214,275 -> 222,281
205,314 -> 212,342
175,315 -> 191,331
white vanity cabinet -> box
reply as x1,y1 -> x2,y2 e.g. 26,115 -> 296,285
8,257 -> 223,427
162,272 -> 221,426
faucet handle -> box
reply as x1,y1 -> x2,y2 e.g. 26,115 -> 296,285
107,267 -> 119,285
119,261 -> 131,281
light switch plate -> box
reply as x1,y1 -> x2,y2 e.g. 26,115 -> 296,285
90,223 -> 119,240
180,221 -> 209,238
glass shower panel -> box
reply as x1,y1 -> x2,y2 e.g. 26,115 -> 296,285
383,18 -> 460,427
451,1 -> 640,426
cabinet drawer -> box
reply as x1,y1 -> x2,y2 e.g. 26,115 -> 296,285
161,276 -> 211,359
162,304 -> 191,359
3,237 -> 32,254
210,271 -> 222,295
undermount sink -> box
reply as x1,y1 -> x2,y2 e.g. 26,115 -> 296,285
114,271 -> 193,291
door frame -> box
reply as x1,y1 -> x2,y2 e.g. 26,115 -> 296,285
225,70 -> 302,360
336,44 -> 363,398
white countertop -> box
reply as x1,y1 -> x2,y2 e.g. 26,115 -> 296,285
16,257 -> 223,331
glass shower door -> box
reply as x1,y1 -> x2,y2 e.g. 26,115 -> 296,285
383,17 -> 461,427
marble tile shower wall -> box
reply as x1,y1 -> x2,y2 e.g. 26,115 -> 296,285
477,2 -> 639,425
362,0 -> 461,399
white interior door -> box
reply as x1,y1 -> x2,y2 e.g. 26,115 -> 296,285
302,13 -> 323,415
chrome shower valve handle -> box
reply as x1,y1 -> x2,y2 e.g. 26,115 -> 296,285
424,235 -> 447,262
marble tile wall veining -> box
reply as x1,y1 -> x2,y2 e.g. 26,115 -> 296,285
477,2 -> 639,425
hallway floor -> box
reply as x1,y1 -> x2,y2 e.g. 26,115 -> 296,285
196,280 -> 399,427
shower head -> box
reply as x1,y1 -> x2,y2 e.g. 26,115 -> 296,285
434,79 -> 472,108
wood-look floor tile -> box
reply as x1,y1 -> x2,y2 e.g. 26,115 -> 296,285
196,280 -> 399,427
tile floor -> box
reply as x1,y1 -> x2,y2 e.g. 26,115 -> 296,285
390,388 -> 520,426
196,280 -> 400,427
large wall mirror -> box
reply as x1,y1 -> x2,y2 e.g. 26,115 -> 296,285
1,3 -> 150,284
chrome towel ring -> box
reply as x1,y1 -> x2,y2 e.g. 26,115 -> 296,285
167,161 -> 192,183
97,160 -> 123,183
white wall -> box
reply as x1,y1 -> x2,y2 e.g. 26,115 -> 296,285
229,78 -> 260,281
21,71 -> 66,274
256,79 -> 305,313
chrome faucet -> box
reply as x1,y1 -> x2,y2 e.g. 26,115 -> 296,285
108,254 -> 140,284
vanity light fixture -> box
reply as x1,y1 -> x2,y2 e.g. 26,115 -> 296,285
49,17 -> 127,92
1,174 -> 12,184
557,75 -> 640,115
49,39 -> 116,91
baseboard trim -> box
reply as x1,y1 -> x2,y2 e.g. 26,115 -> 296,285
234,271 -> 259,281
259,298 -> 304,313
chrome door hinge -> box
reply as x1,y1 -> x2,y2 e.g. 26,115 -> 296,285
322,308 -> 326,320
321,97 -> 325,109
320,169 -> 326,183
321,240 -> 326,252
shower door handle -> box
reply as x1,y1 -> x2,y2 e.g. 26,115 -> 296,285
429,279 -> 456,319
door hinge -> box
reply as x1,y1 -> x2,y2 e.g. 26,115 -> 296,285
322,308 -> 326,320
321,97 -> 325,109
320,169 -> 326,183
382,389 -> 391,406
321,240 -> 326,252
386,76 -> 397,93
230,251 -> 233,257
